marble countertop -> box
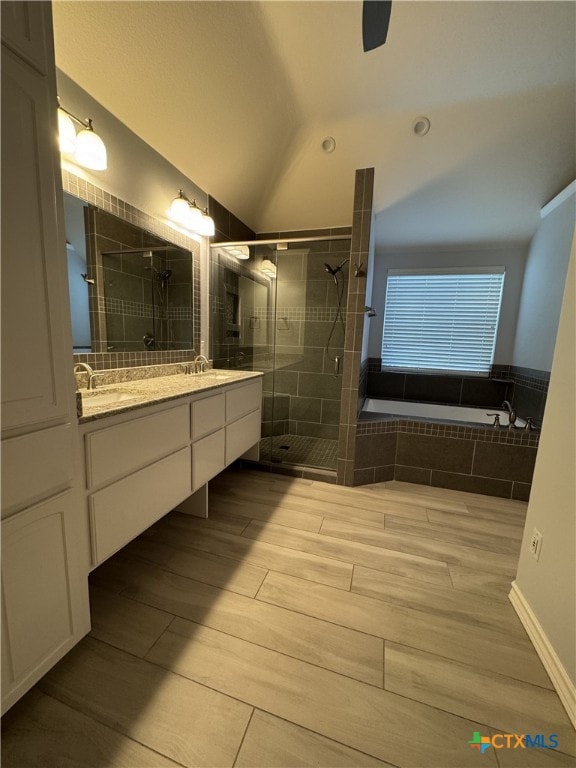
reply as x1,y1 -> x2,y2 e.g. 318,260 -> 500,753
79,370 -> 264,424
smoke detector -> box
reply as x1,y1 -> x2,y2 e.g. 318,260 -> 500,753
413,117 -> 431,136
321,136 -> 336,153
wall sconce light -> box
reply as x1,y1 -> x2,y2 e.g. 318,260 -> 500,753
57,100 -> 107,170
169,189 -> 215,236
261,259 -> 277,278
222,245 -> 250,260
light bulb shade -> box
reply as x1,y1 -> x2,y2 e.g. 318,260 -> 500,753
261,259 -> 277,278
187,204 -> 205,231
75,126 -> 107,170
197,213 -> 215,237
169,194 -> 191,225
58,108 -> 76,153
225,245 -> 249,259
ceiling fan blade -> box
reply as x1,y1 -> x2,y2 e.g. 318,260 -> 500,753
362,0 -> 392,52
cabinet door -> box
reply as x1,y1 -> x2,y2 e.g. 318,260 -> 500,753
1,1 -> 51,74
1,44 -> 72,432
1,491 -> 90,714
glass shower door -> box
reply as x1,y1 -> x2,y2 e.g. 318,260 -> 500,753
265,238 -> 349,470
210,235 -> 350,472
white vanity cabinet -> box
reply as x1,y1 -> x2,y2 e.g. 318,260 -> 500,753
84,404 -> 192,565
1,2 -> 91,714
225,382 -> 263,465
189,380 -> 262,491
81,377 -> 262,568
191,392 -> 226,492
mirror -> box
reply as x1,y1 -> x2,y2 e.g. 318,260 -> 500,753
64,193 -> 194,352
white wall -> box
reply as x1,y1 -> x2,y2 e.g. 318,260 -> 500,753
514,231 -> 575,699
512,187 -> 575,372
367,244 -> 528,363
57,71 -> 208,230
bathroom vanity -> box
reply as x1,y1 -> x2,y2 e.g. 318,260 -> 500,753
78,370 -> 263,568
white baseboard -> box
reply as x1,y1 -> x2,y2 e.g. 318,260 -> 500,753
509,581 -> 576,730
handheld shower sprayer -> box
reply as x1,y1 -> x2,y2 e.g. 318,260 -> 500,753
324,259 -> 349,284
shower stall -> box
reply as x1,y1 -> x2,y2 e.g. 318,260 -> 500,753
210,234 -> 351,473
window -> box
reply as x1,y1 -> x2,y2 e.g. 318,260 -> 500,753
381,267 -> 505,376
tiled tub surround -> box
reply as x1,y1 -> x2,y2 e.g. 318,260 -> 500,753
492,365 -> 551,428
366,359 -> 550,427
363,399 -> 528,427
353,417 -> 539,500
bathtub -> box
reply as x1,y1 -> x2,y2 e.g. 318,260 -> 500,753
362,398 -> 526,428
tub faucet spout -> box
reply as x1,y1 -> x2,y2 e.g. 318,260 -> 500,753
502,400 -> 517,429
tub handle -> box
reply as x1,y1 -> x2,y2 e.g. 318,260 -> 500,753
486,413 -> 501,428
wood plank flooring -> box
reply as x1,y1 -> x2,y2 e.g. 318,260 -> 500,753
2,468 -> 575,767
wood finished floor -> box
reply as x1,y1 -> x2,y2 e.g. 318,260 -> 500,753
3,469 -> 575,768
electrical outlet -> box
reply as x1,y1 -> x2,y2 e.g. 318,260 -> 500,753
530,528 -> 543,561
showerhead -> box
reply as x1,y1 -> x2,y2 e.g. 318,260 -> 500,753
324,262 -> 339,277
324,259 -> 349,279
160,269 -> 172,282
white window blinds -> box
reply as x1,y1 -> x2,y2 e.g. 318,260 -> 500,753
381,268 -> 505,376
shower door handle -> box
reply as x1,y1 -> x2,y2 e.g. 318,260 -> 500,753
334,356 -> 341,376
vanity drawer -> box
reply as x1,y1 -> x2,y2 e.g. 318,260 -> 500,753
225,381 -> 261,423
85,404 -> 190,489
191,392 -> 225,441
225,409 -> 261,465
192,429 -> 225,491
89,447 -> 191,565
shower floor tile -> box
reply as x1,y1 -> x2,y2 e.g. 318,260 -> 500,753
261,434 -> 338,470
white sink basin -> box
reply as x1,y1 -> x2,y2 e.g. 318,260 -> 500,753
82,390 -> 137,407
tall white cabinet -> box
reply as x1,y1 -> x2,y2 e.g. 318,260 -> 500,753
1,1 -> 91,714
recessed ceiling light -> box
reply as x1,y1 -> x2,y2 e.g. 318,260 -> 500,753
321,136 -> 336,153
413,117 -> 431,136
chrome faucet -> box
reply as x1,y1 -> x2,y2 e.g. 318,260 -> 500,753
73,362 -> 103,390
502,400 -> 517,429
192,354 -> 209,373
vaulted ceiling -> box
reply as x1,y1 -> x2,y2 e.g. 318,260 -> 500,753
53,1 -> 575,249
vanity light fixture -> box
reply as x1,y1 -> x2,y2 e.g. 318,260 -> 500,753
169,190 -> 215,236
223,245 -> 250,260
261,258 -> 277,278
57,100 -> 107,170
